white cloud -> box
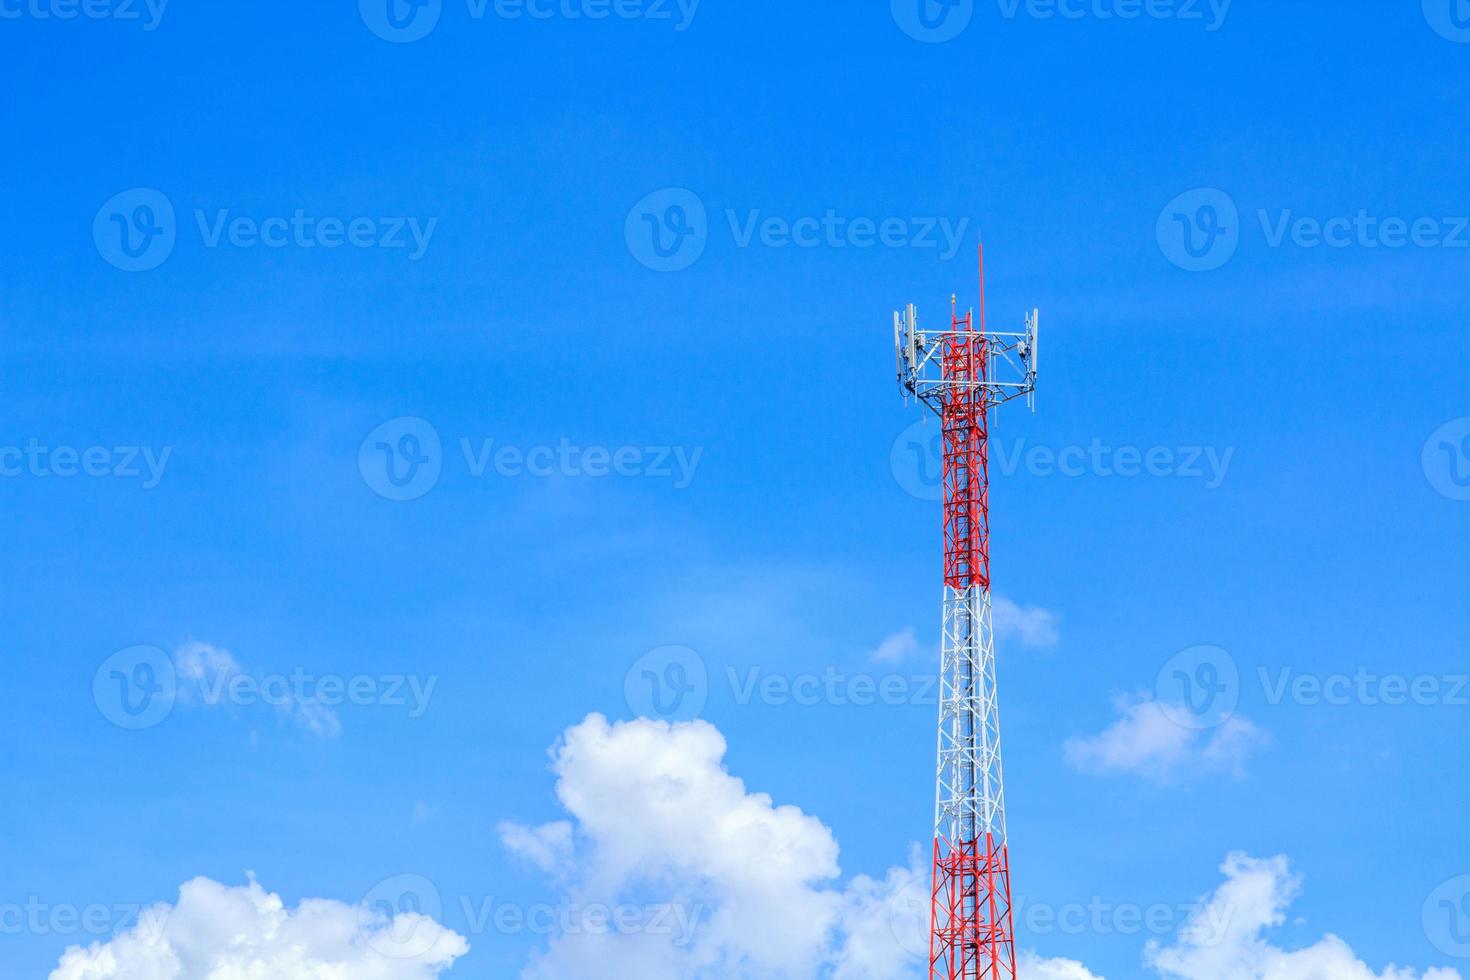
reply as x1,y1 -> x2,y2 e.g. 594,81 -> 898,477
499,713 -> 929,980
65,713 -> 1448,980
826,855 -> 927,980
49,875 -> 467,980
992,597 -> 1061,650
1146,853 -> 1461,980
869,627 -> 921,665
174,640 -> 342,738
495,714 -> 1154,980
1064,693 -> 1269,781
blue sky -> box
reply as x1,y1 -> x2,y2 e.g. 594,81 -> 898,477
2,2 -> 1469,978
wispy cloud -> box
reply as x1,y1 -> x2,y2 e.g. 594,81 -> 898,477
173,641 -> 343,738
869,627 -> 921,665
1064,692 -> 1269,782
869,598 -> 1060,666
992,597 -> 1061,650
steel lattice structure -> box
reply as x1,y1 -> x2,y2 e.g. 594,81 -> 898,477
894,248 -> 1038,980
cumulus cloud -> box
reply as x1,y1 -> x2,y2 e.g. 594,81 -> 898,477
499,714 -> 1456,980
65,714 -> 1451,980
49,875 -> 467,980
499,713 -> 932,980
1146,853 -> 1461,980
496,714 -> 1139,980
1063,693 -> 1269,781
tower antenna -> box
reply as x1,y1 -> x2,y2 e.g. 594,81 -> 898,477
891,245 -> 1040,980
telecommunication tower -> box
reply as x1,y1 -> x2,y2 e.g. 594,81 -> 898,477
893,245 -> 1039,980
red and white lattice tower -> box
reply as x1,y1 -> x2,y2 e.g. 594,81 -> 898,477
894,246 -> 1039,980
